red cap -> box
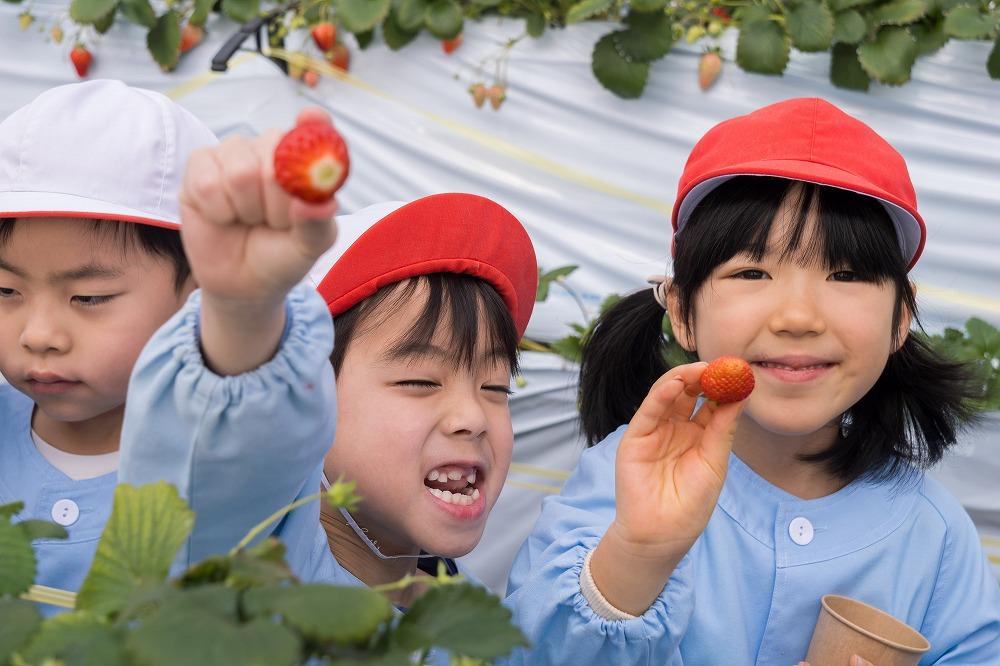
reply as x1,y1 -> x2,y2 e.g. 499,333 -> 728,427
672,98 -> 925,269
316,193 -> 537,336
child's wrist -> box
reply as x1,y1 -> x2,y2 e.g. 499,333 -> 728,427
590,525 -> 687,617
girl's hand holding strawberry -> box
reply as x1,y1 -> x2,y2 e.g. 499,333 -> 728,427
590,361 -> 748,616
179,108 -> 345,375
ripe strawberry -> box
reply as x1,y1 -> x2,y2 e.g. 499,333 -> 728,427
302,70 -> 320,88
70,45 -> 93,78
698,50 -> 722,91
488,84 -> 506,110
328,42 -> 350,71
51,26 -> 64,44
311,22 -> 336,52
180,23 -> 204,53
700,356 -> 754,404
442,34 -> 463,54
273,121 -> 350,203
711,6 -> 731,21
469,83 -> 487,108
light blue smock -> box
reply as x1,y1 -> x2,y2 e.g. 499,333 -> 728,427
505,425 -> 1000,665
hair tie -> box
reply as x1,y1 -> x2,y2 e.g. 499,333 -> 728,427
646,274 -> 669,310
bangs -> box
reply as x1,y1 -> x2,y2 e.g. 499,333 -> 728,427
331,273 -> 520,376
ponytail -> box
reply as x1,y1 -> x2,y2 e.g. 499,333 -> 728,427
578,288 -> 672,446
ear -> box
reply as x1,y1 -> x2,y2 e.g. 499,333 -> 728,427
892,280 -> 915,352
666,284 -> 696,352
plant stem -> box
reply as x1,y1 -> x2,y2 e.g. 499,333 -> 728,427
230,491 -> 323,555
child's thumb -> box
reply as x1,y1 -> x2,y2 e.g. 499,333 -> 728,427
289,198 -> 338,258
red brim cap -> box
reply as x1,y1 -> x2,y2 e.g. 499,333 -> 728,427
671,98 -> 926,270
316,193 -> 537,337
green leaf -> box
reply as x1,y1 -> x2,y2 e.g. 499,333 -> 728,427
394,583 -> 528,659
540,265 -> 579,282
69,0 -> 118,24
0,518 -> 35,597
736,5 -> 774,24
0,502 -> 25,519
630,0 -> 667,11
834,9 -> 867,43
17,519 -> 68,542
869,0 -> 927,26
336,0 -> 392,33
830,41 -> 871,88
787,1 -> 834,51
989,36 -> 1000,78
119,0 -> 155,27
549,336 -> 583,363
76,483 -> 194,617
736,20 -> 790,74
966,317 -> 1000,355
397,0 -> 429,31
18,613 -> 126,666
943,5 -> 994,38
566,0 -> 612,23
127,608 -> 299,666
147,11 -> 182,70
858,25 -> 917,83
383,9 -> 419,49
591,31 -> 650,99
93,5 -> 117,32
0,599 -> 41,664
829,0 -> 876,11
190,0 -> 214,26
356,29 -> 376,48
424,0 -> 462,38
617,12 -> 674,61
910,17 -> 948,55
526,12 -> 545,37
222,0 -> 259,23
244,584 -> 393,644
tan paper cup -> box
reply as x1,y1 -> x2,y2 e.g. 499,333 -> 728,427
805,595 -> 930,666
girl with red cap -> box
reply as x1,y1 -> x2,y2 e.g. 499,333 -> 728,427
505,98 -> 999,664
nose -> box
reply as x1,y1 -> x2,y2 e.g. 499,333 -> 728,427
767,276 -> 827,337
19,305 -> 71,354
441,387 -> 489,440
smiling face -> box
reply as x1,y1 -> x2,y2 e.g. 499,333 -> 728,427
324,275 -> 518,559
0,217 -> 191,446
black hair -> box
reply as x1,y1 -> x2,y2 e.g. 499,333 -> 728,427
0,217 -> 190,292
579,176 -> 979,482
330,272 -> 520,378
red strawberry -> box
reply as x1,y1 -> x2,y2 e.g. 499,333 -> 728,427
698,50 -> 722,91
302,70 -> 320,88
441,34 -> 463,54
711,6 -> 731,21
311,23 -> 336,52
70,45 -> 92,78
469,83 -> 487,108
273,121 -> 350,203
328,42 -> 350,71
488,84 -> 506,110
700,356 -> 754,404
180,23 -> 204,53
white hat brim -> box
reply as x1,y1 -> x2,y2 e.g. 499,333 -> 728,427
0,190 -> 179,229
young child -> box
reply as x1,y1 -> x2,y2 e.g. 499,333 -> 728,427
505,98 -> 1000,664
118,185 -> 537,612
0,80 -> 217,603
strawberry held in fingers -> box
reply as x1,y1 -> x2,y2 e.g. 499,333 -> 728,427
700,356 -> 754,404
273,120 -> 350,203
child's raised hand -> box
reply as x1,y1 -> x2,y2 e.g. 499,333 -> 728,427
591,362 -> 745,615
179,108 -> 339,305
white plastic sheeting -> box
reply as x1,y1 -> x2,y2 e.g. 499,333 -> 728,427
2,5 -> 998,587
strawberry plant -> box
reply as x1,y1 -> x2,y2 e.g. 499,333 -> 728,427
1,481 -> 526,665
921,317 -> 1000,411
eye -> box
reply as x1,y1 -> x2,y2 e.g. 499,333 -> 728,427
396,380 -> 440,389
0,287 -> 18,298
829,270 -> 861,282
731,269 -> 768,280
72,294 -> 117,307
483,384 -> 513,396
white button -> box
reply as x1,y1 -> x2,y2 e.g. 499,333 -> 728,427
788,516 -> 814,546
51,499 -> 80,526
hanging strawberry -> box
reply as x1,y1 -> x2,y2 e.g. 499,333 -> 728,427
180,24 -> 204,53
698,50 -> 722,91
312,23 -> 336,52
442,34 -> 463,54
328,42 -> 350,71
70,45 -> 93,78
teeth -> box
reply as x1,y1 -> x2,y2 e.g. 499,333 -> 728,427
467,471 -> 476,484
426,486 -> 478,506
429,488 -> 443,498
447,470 -> 464,481
472,488 -> 480,500
427,470 -> 440,481
441,490 -> 453,502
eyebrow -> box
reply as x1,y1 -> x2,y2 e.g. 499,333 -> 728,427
0,258 -> 124,283
380,342 -> 509,366
0,257 -> 26,278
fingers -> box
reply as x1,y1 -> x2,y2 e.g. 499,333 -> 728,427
289,198 -> 338,259
215,137 -> 266,226
180,147 -> 231,225
627,363 -> 707,438
851,656 -> 873,666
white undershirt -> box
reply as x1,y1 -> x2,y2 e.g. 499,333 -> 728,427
32,430 -> 119,480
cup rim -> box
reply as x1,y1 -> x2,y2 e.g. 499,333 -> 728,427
820,595 -> 930,654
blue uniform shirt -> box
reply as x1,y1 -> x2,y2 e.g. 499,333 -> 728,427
506,425 -> 1000,665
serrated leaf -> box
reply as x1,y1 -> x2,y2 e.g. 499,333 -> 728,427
17,519 -> 68,542
397,0 -> 428,31
736,20 -> 790,74
989,36 -> 1000,78
787,1 -> 834,51
592,31 -> 650,98
0,598 -> 41,664
120,0 -> 155,27
383,9 -> 419,48
736,5 -> 774,23
0,518 -> 35,596
858,25 -> 917,83
526,12 -> 545,37
76,483 -> 194,617
617,12 -> 674,61
829,0 -> 877,11
394,583 -> 528,659
831,41 -> 871,88
966,317 -> 1000,354
943,5 -> 994,38
127,608 -> 299,666
244,584 -> 393,644
870,0 -> 927,26
927,0 -> 974,12
0,502 -> 25,519
424,0 -> 462,38
336,0 -> 391,32
566,0 -> 612,23
630,0 -> 667,11
911,17 -> 948,55
356,29 -> 375,48
549,337 -> 583,363
222,0 -> 259,22
18,613 -> 126,666
69,0 -> 118,23
94,5 -> 117,32
119,583 -> 238,623
147,11 -> 181,70
834,9 -> 867,43
190,0 -> 213,25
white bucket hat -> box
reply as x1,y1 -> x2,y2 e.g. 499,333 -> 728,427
0,79 -> 218,229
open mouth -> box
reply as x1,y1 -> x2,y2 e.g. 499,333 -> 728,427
423,465 -> 482,506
